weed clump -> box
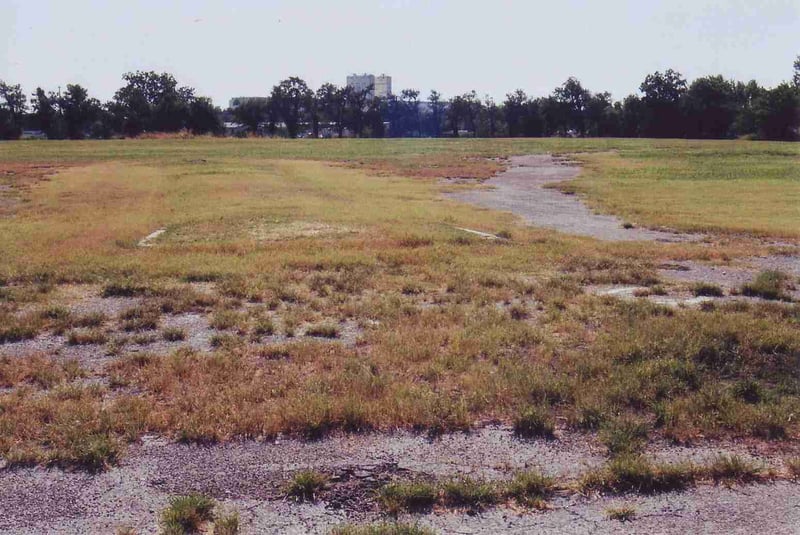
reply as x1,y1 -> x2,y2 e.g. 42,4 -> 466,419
160,494 -> 216,534
513,406 -> 555,439
378,481 -> 437,513
440,477 -> 499,509
606,505 -> 636,521
580,456 -> 696,494
331,523 -> 435,535
162,328 -> 187,342
67,329 -> 108,346
600,417 -> 649,456
693,283 -> 724,297
286,470 -> 328,502
741,271 -> 793,301
102,280 -> 149,298
306,323 -> 340,338
705,454 -> 762,483
119,305 -> 160,332
505,470 -> 555,508
252,317 -> 276,337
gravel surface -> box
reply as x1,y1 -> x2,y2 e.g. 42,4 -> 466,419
446,155 -> 694,242
1,428 -> 798,534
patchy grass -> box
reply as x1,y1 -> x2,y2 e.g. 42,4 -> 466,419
0,138 -> 798,471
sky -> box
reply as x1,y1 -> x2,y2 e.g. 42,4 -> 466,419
2,0 -> 799,107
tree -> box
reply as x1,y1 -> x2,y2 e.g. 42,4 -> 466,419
731,80 -> 763,137
683,75 -> 736,139
584,91 -> 616,137
343,84 -> 371,137
59,84 -> 101,139
0,81 -> 27,139
31,87 -> 63,139
270,77 -> 310,138
639,69 -> 687,138
794,55 -> 800,89
753,83 -> 800,140
187,98 -> 222,135
481,95 -> 500,137
400,89 -> 421,137
620,95 -> 644,137
113,71 -> 195,135
316,83 -> 346,137
427,90 -> 444,137
504,90 -> 528,137
553,77 -> 590,135
232,99 -> 268,134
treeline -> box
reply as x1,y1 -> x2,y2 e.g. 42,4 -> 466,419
1,57 -> 799,141
0,72 -> 221,140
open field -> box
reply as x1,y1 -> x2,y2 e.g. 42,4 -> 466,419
0,137 -> 799,534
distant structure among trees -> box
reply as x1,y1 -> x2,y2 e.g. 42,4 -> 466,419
1,57 -> 799,141
346,73 -> 392,99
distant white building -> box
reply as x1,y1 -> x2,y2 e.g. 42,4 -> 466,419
374,74 -> 392,99
346,73 -> 392,99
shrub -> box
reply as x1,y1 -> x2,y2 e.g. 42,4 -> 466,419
440,477 -> 499,509
160,494 -> 216,534
505,470 -> 555,508
378,481 -> 437,513
741,271 -> 792,301
285,470 -> 328,502
513,406 -> 555,439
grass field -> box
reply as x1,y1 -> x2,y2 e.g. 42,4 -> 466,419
0,137 -> 798,470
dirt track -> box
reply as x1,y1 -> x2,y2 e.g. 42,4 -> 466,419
446,155 -> 693,242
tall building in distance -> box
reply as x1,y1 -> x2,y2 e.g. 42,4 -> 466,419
346,73 -> 392,99
374,74 -> 392,99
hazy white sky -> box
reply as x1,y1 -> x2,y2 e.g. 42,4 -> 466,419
2,0 -> 799,107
